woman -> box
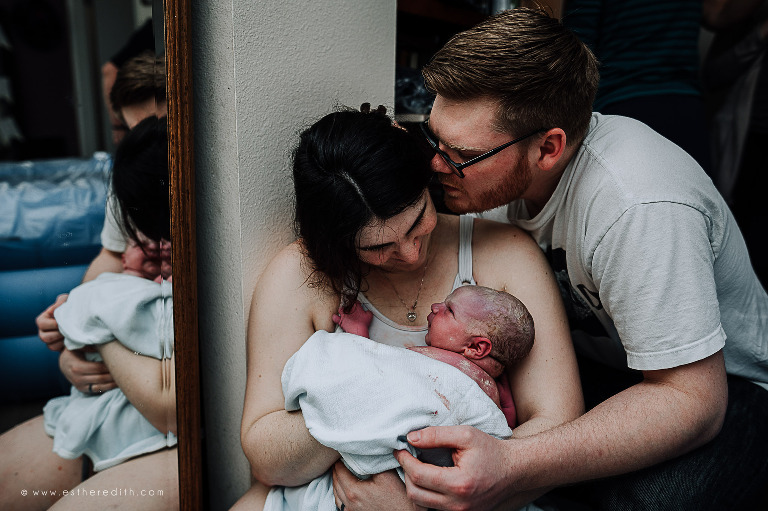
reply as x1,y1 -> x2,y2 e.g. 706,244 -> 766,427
0,117 -> 178,511
237,106 -> 582,510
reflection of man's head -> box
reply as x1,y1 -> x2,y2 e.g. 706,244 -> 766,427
110,52 -> 167,141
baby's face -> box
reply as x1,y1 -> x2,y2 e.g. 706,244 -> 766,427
122,235 -> 172,281
425,286 -> 486,353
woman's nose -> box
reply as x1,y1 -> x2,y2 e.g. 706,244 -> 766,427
398,238 -> 421,263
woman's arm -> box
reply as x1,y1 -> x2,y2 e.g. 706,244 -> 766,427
474,219 -> 584,434
97,341 -> 177,435
240,243 -> 340,486
467,219 -> 583,507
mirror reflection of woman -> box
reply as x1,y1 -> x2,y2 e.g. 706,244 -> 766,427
235,106 -> 583,510
0,116 -> 179,511
35,52 -> 169,398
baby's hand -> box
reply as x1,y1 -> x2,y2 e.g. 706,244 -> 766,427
332,301 -> 373,338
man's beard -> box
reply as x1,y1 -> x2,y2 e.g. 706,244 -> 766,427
440,153 -> 531,214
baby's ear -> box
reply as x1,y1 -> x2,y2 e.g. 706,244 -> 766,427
464,337 -> 492,360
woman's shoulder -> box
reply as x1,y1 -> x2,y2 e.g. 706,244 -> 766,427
263,240 -> 308,274
470,216 -> 539,254
254,240 -> 337,311
469,216 -> 551,289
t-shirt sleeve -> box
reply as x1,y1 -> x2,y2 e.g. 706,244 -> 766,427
100,194 -> 127,253
591,201 -> 726,371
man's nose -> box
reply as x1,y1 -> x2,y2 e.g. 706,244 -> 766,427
430,153 -> 453,174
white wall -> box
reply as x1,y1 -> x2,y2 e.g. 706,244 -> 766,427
191,2 -> 396,508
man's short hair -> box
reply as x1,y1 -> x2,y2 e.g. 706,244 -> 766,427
109,51 -> 166,114
422,7 -> 599,146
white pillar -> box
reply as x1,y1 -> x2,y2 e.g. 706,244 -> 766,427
191,1 -> 396,507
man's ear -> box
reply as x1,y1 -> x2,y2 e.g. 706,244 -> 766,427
534,128 -> 567,172
463,336 -> 493,360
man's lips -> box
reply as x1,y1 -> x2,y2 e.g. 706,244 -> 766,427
439,179 -> 461,194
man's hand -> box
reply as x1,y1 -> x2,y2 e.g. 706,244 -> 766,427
332,461 -> 426,511
59,348 -> 117,394
394,426 -> 515,511
35,294 -> 68,351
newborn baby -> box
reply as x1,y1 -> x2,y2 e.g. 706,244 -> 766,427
335,284 -> 535,409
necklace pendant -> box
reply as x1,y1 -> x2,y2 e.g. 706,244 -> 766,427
407,311 -> 417,322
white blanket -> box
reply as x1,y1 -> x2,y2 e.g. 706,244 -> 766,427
43,273 -> 176,471
264,330 -> 514,511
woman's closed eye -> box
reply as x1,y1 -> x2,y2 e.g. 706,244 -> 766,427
359,243 -> 392,253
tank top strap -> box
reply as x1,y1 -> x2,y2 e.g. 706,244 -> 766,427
453,215 -> 476,290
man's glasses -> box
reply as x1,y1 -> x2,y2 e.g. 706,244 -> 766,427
420,121 -> 546,178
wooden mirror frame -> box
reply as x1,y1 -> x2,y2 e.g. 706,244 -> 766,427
165,1 -> 203,509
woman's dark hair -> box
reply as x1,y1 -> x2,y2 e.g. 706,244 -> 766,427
111,115 -> 169,244
293,105 -> 433,309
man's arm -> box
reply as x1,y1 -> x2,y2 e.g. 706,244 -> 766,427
395,351 -> 728,511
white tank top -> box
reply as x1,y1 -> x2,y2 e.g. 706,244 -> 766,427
357,215 -> 477,348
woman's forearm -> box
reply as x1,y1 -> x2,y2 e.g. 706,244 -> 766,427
242,409 -> 339,486
97,341 -> 177,435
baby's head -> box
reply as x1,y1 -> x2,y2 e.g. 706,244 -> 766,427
121,235 -> 172,282
425,285 -> 535,370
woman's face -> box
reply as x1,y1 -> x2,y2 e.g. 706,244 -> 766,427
356,190 -> 438,273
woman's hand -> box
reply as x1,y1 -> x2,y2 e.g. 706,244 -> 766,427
59,347 -> 117,394
332,461 -> 426,511
36,293 -> 69,351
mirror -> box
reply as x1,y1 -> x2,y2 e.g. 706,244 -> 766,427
0,0 -> 200,508
164,0 -> 202,508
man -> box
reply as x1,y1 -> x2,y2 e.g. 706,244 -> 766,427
102,18 -> 156,145
392,7 -> 768,510
109,52 -> 168,139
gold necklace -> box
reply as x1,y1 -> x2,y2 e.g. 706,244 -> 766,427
381,248 -> 429,323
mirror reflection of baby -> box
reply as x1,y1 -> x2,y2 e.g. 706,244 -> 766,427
42,226 -> 175,471
121,236 -> 172,283
334,284 -> 535,424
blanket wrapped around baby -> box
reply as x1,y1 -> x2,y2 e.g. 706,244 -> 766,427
43,272 -> 177,471
264,330 -> 514,511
